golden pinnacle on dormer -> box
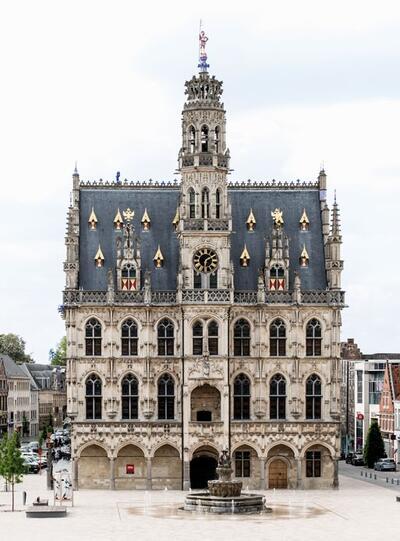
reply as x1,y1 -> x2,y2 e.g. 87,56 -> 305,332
114,208 -> 123,230
299,245 -> 309,267
141,208 -> 151,231
299,208 -> 310,231
240,244 -> 250,267
94,245 -> 105,267
246,208 -> 256,231
88,207 -> 98,230
153,245 -> 164,268
172,208 -> 180,228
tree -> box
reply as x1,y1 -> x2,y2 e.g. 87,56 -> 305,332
363,420 -> 385,468
0,432 -> 26,511
0,334 -> 34,364
49,336 -> 66,366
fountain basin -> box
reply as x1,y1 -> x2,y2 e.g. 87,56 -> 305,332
208,480 -> 242,497
184,492 -> 265,514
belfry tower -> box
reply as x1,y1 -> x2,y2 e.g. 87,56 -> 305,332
176,31 -> 233,293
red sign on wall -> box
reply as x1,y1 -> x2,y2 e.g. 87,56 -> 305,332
357,413 -> 364,421
126,464 -> 135,474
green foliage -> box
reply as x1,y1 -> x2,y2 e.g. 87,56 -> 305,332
0,432 -> 26,510
0,333 -> 34,364
49,336 -> 66,366
363,420 -> 385,468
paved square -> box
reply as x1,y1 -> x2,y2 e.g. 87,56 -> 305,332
1,473 -> 399,541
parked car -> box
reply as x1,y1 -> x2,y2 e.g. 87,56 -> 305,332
374,458 -> 396,472
351,453 -> 364,466
28,441 -> 40,453
23,456 -> 39,474
345,453 -> 355,464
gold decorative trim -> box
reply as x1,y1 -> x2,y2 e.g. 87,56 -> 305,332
141,208 -> 151,230
153,245 -> 164,268
88,208 -> 98,230
299,208 -> 310,230
114,208 -> 123,230
94,245 -> 105,267
246,208 -> 256,231
299,245 -> 309,267
172,208 -> 180,228
240,244 -> 250,267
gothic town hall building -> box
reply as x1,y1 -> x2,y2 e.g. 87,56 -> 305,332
62,47 -> 344,491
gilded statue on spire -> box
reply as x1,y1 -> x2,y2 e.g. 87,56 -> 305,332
271,208 -> 284,228
198,25 -> 209,72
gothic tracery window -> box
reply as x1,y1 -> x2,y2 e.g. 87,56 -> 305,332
188,126 -> 195,153
270,374 -> 286,420
215,188 -> 221,218
306,374 -> 322,420
121,263 -> 137,290
270,318 -> 287,357
235,450 -> 251,477
269,265 -> 285,291
233,373 -> 250,420
201,188 -> 210,218
306,318 -> 322,356
85,374 -> 102,420
85,318 -> 102,356
234,319 -> 250,356
214,126 -> 220,153
121,318 -> 138,356
192,321 -> 203,355
157,319 -> 174,356
121,373 -> 138,419
306,450 -> 321,477
158,373 -> 175,420
208,320 -> 219,356
201,125 -> 209,152
189,188 -> 196,218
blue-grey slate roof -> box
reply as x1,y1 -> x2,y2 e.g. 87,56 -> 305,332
79,187 -> 327,291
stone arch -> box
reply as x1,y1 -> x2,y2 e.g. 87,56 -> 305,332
190,444 -> 219,490
151,440 -> 181,458
189,443 -> 220,461
78,443 -> 110,489
115,444 -> 146,490
300,442 -> 336,489
79,369 -> 105,386
152,444 -> 182,489
82,314 -> 106,329
117,369 -> 141,387
232,442 -> 261,490
300,440 -> 336,459
265,440 -> 299,459
266,443 -> 297,489
231,441 -> 261,457
77,440 -> 110,459
190,383 -> 221,421
231,368 -> 255,387
117,315 -> 142,332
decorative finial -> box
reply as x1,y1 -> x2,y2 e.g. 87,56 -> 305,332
299,208 -> 310,231
271,208 -> 284,229
123,208 -> 135,222
88,207 -> 98,230
172,208 -> 180,228
246,208 -> 256,231
141,208 -> 151,231
74,161 -> 78,175
154,245 -> 164,268
299,245 -> 309,267
94,245 -> 105,267
116,171 -> 121,183
113,208 -> 123,230
198,22 -> 209,73
240,245 -> 251,267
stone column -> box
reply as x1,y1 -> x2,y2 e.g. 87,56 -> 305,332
260,458 -> 266,490
296,458 -> 302,489
333,458 -> 339,488
110,457 -> 115,490
72,457 -> 79,491
183,460 -> 190,491
146,458 -> 152,490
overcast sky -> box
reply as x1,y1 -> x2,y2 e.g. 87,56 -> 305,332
1,0 -> 400,362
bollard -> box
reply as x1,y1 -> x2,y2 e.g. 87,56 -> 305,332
386,477 -> 389,483
22,491 -> 27,506
391,478 -> 394,484
374,474 -> 377,480
397,479 -> 399,486
360,471 -> 363,477
370,473 -> 372,479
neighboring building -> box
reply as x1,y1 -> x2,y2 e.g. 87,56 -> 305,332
20,363 -> 40,439
340,338 -> 362,454
394,398 -> 400,464
0,360 -> 7,435
353,354 -> 400,451
62,35 -> 345,490
0,354 -> 39,437
378,362 -> 400,459
24,364 -> 67,429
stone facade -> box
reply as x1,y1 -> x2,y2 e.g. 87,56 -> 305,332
63,50 -> 344,490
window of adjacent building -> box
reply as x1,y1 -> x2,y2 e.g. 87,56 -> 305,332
356,418 -> 363,450
121,374 -> 138,419
85,374 -> 102,420
306,319 -> 322,356
233,319 -> 250,356
270,374 -> 286,420
233,374 -> 250,420
306,374 -> 322,420
270,318 -> 286,357
85,318 -> 102,356
157,319 -> 174,356
356,370 -> 363,404
201,188 -> 210,218
121,318 -> 138,356
306,450 -> 321,477
368,372 -> 383,405
158,373 -> 175,420
189,188 -> 196,218
235,450 -> 251,477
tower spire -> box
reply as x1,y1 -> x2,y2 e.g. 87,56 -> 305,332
331,191 -> 341,237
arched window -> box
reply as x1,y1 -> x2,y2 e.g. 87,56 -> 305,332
306,374 -> 322,419
234,319 -> 250,356
306,319 -> 322,356
121,263 -> 137,290
193,321 -> 203,355
270,319 -> 286,357
269,264 -> 285,290
234,450 -> 251,477
157,319 -> 174,356
121,374 -> 138,419
85,318 -> 102,356
201,125 -> 209,152
233,373 -> 250,420
270,374 -> 286,420
158,373 -> 175,420
215,188 -> 221,218
121,319 -> 138,356
189,188 -> 196,219
208,320 -> 219,356
85,374 -> 102,420
201,188 -> 210,218
214,126 -> 220,153
188,126 -> 195,153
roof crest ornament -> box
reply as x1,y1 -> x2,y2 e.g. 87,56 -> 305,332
271,208 -> 284,229
123,208 -> 134,222
198,21 -> 209,73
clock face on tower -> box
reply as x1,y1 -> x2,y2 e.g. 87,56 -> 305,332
193,248 -> 219,273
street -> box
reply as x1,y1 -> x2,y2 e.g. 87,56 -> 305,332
339,460 -> 400,492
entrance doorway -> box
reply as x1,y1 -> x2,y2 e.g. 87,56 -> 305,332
268,459 -> 288,489
190,455 -> 217,489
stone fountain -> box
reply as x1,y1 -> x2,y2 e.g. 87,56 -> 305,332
184,450 -> 266,514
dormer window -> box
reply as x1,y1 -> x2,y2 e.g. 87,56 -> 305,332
269,264 -> 285,291
121,263 -> 137,290
201,125 -> 209,152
